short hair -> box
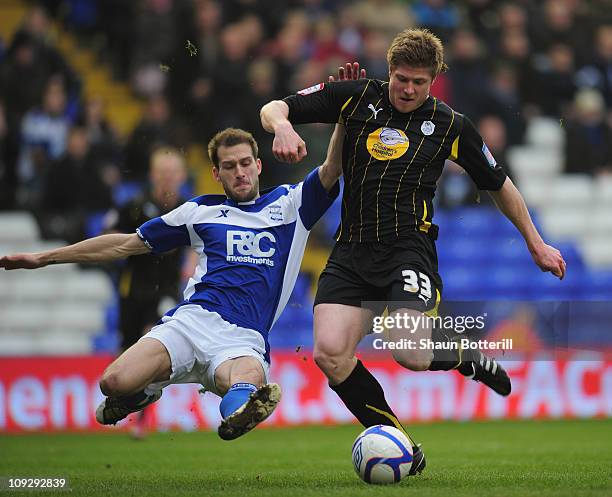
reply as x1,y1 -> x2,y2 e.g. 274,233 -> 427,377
208,128 -> 258,167
150,145 -> 186,169
387,28 -> 448,77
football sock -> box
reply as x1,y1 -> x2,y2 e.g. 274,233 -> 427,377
427,328 -> 478,372
331,360 -> 415,446
220,383 -> 257,419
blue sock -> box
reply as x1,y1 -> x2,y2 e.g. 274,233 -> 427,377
219,383 -> 257,419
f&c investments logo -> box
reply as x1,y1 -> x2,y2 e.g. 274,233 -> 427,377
226,230 -> 276,267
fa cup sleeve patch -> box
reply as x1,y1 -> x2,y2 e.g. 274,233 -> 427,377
297,83 -> 325,96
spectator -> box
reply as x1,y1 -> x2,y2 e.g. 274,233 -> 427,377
17,77 -> 71,205
532,0 -> 588,57
464,0 -> 498,43
104,145 -> 193,362
104,145 -> 193,438
200,22 -> 254,135
123,93 -> 180,182
575,25 -> 612,107
498,2 -> 529,33
97,0 -> 135,79
62,0 -> 99,37
79,97 -> 121,165
130,0 -> 179,97
105,145 -> 190,350
360,30 -> 392,81
483,64 -> 526,145
438,115 -> 509,208
411,0 -> 459,41
336,4 -> 363,59
498,28 -> 534,97
352,0 -> 414,38
11,5 -> 80,103
478,115 -> 511,180
169,0 -> 222,137
273,11 -> 310,97
223,0 -> 286,34
532,43 -> 577,117
564,88 -> 612,176
0,33 -> 47,130
447,29 -> 489,117
241,58 -> 281,182
311,15 -> 346,63
37,125 -> 113,242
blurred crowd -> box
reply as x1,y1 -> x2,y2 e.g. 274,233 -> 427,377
0,0 -> 610,243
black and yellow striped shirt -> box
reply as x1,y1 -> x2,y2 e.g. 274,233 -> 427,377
284,79 -> 507,243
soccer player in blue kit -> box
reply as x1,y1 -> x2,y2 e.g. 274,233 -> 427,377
0,126 -> 343,440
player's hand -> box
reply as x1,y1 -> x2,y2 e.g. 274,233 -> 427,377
272,123 -> 307,163
0,253 -> 46,270
530,243 -> 566,279
328,62 -> 366,82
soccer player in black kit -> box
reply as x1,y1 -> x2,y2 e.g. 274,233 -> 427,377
261,29 -> 566,475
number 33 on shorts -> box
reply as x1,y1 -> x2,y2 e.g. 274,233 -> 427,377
401,269 -> 432,305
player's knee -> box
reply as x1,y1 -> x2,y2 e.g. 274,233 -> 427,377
313,342 -> 347,376
392,350 -> 433,372
99,369 -> 129,397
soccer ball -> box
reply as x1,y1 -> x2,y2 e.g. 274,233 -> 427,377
351,425 -> 414,484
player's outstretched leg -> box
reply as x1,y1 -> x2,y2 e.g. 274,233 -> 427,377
96,338 -> 171,425
331,359 -> 426,475
314,304 -> 426,476
96,390 -> 162,425
428,330 -> 511,396
456,349 -> 511,396
217,383 -> 281,441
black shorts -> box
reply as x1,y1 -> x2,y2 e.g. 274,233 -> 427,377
314,232 -> 443,314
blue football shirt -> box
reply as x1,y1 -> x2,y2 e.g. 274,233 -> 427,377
136,167 -> 339,359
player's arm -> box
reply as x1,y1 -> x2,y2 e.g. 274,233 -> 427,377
318,124 -> 346,192
0,233 -> 149,270
260,100 -> 306,164
489,179 -> 566,279
260,63 -> 364,164
452,116 -> 566,280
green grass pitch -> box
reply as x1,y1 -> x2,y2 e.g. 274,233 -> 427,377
1,419 -> 610,497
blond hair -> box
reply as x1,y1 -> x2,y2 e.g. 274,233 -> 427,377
387,28 -> 448,77
208,128 -> 258,167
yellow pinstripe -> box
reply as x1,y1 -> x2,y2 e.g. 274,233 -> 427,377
365,404 -> 416,446
341,81 -> 371,240
412,105 -> 456,232
375,113 -> 413,241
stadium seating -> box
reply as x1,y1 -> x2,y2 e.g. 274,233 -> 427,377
525,117 -> 565,149
595,176 -> 612,206
0,211 -> 114,355
509,120 -> 612,270
0,211 -> 40,243
549,174 -> 593,206
436,204 -> 611,304
507,146 -> 563,185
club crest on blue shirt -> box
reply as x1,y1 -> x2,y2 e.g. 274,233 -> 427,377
268,205 -> 283,221
482,143 -> 497,168
421,120 -> 435,136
